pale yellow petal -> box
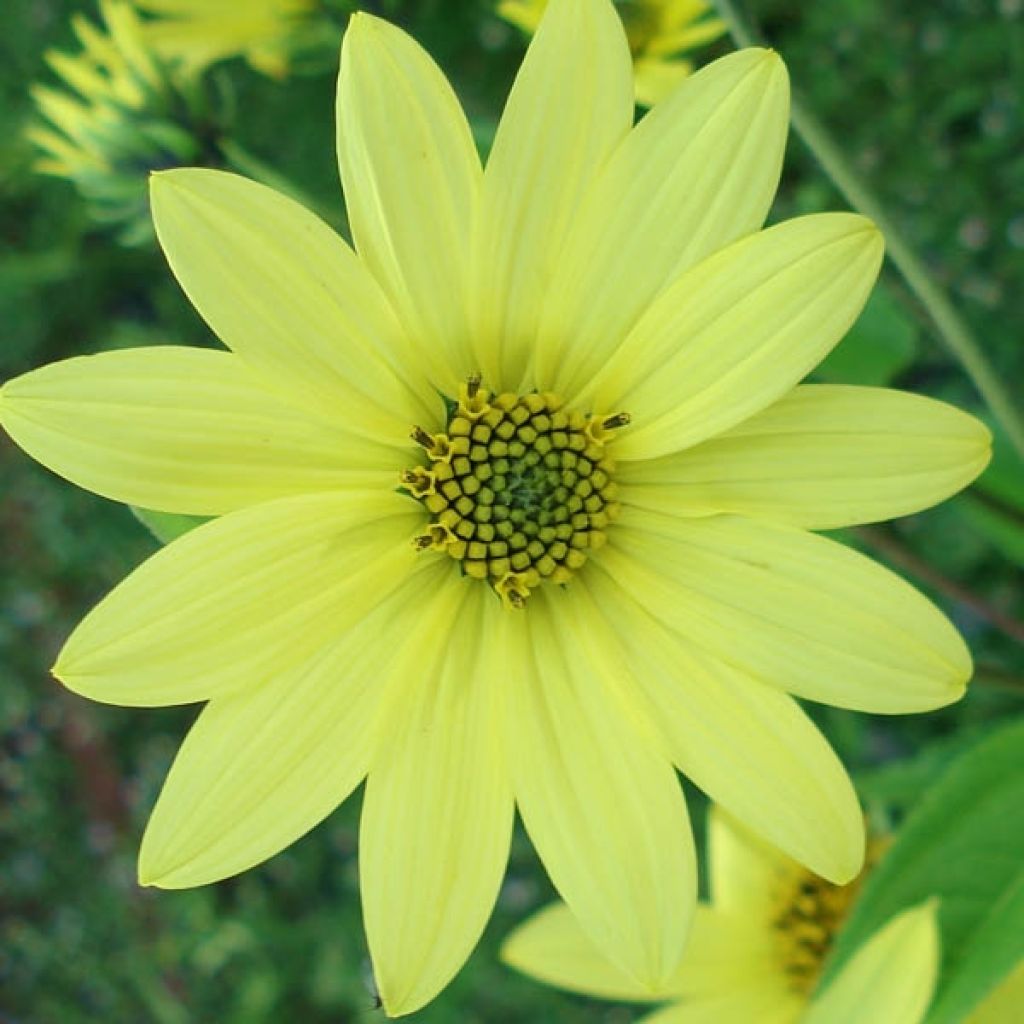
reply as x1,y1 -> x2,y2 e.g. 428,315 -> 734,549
26,125 -> 97,172
33,157 -> 76,177
149,168 -> 437,438
633,56 -> 692,107
361,586 -> 514,1016
45,49 -> 109,102
603,510 -> 970,712
497,0 -> 546,33
502,589 -> 696,989
641,990 -> 801,1024
708,807 -> 788,913
804,901 -> 940,1024
100,0 -> 160,87
575,574 -> 864,884
619,385 -> 992,529
474,0 -> 634,390
504,883 -> 784,1006
662,904 -> 783,999
644,19 -> 727,58
54,491 -> 422,707
537,49 -> 788,399
138,568 -> 440,888
706,806 -> 845,950
337,14 -> 481,386
661,0 -> 715,32
502,902 -> 663,1003
587,214 -> 883,461
0,347 -> 401,516
31,84 -> 93,147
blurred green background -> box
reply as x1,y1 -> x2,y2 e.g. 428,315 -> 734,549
1,1 -> 1021,1021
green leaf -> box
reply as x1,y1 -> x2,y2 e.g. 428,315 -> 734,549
822,718 -> 1024,1023
854,726 -> 990,810
815,282 -> 919,386
929,879 -> 1024,1023
132,506 -> 209,545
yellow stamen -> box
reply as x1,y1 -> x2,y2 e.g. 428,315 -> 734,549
772,836 -> 889,994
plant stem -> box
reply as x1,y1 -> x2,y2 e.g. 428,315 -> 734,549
710,0 -> 1024,457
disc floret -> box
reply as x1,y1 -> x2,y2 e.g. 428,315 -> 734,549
404,378 -> 627,608
772,870 -> 857,994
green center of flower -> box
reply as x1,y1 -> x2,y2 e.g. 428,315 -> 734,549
772,871 -> 859,995
402,376 -> 627,609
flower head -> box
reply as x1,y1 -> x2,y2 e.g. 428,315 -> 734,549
1,0 -> 990,1015
28,0 -> 210,245
129,0 -> 331,79
498,0 -> 726,105
504,808 -> 941,1023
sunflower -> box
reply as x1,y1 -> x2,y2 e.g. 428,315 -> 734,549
504,808 -> 941,1022
497,0 -> 726,105
0,0 -> 989,1015
129,0 -> 325,79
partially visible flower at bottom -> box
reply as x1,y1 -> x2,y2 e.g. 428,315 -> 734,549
503,808 -> 940,1024
497,0 -> 726,105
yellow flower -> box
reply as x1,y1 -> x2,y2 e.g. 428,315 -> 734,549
498,0 -> 726,105
504,809 -> 941,1023
0,0 -> 989,1015
27,0 -> 203,244
129,0 -> 325,79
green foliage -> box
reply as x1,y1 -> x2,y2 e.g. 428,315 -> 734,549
825,718 -> 1024,1022
853,724 -> 989,812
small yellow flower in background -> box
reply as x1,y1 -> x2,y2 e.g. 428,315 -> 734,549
28,0 -> 204,245
129,0 -> 327,79
498,0 -> 726,105
0,0 -> 991,1015
504,809 -> 941,1023
30,0 -> 167,178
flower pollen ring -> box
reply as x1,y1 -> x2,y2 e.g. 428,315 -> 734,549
402,376 -> 628,609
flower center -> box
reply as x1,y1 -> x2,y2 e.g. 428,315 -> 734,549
402,376 -> 628,609
772,870 -> 858,995
771,835 -> 888,995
